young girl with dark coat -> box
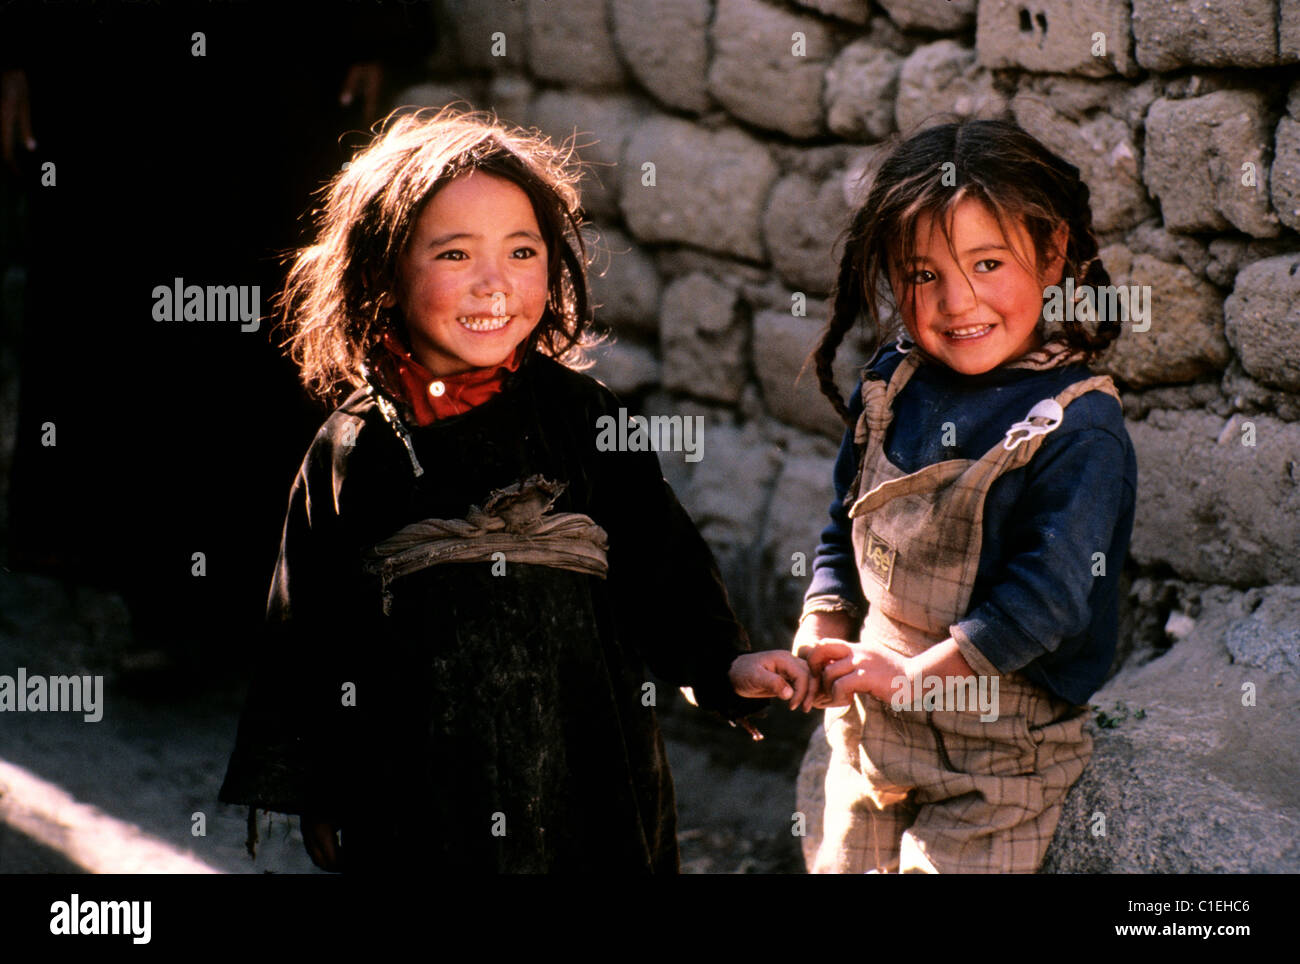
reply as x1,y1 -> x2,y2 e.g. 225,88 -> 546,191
219,109 -> 812,873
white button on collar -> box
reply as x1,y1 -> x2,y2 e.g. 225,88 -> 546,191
428,381 -> 446,397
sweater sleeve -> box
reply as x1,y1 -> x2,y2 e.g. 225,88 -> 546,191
801,377 -> 867,627
950,398 -> 1136,676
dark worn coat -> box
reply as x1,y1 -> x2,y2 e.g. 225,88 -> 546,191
219,351 -> 764,872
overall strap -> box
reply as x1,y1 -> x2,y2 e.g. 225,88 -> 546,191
854,350 -> 924,447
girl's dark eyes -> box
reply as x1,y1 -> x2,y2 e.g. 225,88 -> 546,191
433,247 -> 539,261
909,260 -> 1000,283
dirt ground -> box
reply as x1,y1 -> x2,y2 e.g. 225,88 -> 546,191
0,569 -> 812,874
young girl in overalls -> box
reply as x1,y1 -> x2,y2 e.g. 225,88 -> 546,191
793,119 -> 1138,874
218,108 -> 812,873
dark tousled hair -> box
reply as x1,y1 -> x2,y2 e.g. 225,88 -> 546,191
813,117 -> 1117,424
278,106 -> 596,403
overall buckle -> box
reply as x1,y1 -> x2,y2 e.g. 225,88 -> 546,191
1002,398 -> 1064,451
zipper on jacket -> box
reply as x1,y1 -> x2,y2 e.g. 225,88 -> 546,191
361,369 -> 425,478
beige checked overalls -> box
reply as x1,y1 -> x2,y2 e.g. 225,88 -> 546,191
800,349 -> 1120,874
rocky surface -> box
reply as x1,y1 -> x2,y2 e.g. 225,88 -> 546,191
525,0 -> 625,88
530,90 -> 644,222
611,0 -> 713,114
977,0 -> 1137,77
824,40 -> 902,143
1131,0 -> 1284,71
619,115 -> 777,261
1126,410 -> 1300,585
707,0 -> 838,140
895,39 -> 1009,134
1223,252 -> 1300,393
1144,91 -> 1281,238
1011,78 -> 1156,233
762,171 -> 853,297
1094,244 -> 1230,388
878,0 -> 974,33
659,273 -> 747,404
1042,583 -> 1300,873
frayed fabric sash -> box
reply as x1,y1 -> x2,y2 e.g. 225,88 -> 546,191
361,475 -> 609,608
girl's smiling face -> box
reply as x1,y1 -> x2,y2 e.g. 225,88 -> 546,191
391,170 -> 550,376
892,197 -> 1064,375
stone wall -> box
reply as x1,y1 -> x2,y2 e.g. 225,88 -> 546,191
421,0 -> 1300,872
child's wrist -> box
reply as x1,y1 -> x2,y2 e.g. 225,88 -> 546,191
800,595 -> 862,626
798,610 -> 846,629
794,610 -> 854,651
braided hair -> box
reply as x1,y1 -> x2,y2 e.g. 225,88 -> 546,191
813,118 -> 1117,425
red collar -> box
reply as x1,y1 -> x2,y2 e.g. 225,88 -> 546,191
378,332 -> 524,426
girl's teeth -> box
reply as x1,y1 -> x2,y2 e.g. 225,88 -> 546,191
946,325 -> 993,339
458,315 -> 511,332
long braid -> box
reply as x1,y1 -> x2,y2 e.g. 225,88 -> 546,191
1058,171 -> 1120,358
813,214 -> 872,425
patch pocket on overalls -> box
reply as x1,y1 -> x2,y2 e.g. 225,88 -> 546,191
1025,703 -> 1091,761
929,706 -> 1037,777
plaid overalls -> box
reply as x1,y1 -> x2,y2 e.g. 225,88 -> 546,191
800,349 -> 1121,874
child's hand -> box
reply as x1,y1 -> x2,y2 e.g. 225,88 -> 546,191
729,650 -> 813,709
301,813 -> 344,873
804,640 -> 909,708
791,611 -> 857,711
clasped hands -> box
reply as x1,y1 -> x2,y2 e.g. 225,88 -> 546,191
728,629 -> 909,714
730,608 -> 915,712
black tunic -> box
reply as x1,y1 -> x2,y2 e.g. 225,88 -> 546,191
218,352 -> 764,872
